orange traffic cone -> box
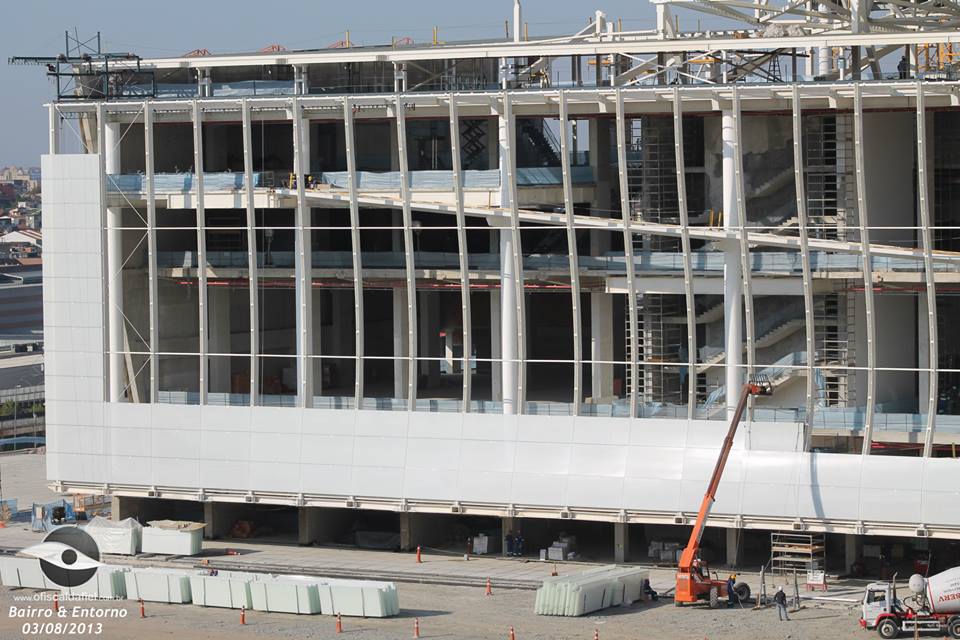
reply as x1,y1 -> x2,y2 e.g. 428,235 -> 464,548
485,578 -> 493,596
240,606 -> 246,625
509,625 -> 517,640
336,613 -> 343,633
593,629 -> 599,640
413,617 -> 421,638
416,546 -> 422,563
139,598 -> 145,619
53,593 -> 59,612
551,564 -> 558,577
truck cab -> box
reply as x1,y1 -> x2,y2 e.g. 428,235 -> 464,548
861,582 -> 898,634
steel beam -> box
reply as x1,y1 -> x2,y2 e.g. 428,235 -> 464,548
192,100 -> 209,405
730,88 -> 756,419
343,98 -> 365,406
916,82 -> 939,458
241,99 -> 259,406
292,97 -> 313,408
852,83 -> 877,455
615,89 -> 640,418
394,97 -> 418,411
791,85 -> 817,444
448,94 -> 473,412
144,101 -> 159,403
558,91 -> 584,415
672,87 -> 698,419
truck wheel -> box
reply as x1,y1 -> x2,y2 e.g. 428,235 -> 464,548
876,618 -> 899,640
947,616 -> 960,640
734,582 -> 751,604
709,587 -> 720,609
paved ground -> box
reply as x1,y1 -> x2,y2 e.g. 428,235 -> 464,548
0,452 -> 59,508
0,581 -> 865,640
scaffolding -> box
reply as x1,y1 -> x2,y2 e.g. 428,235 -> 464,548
803,114 -> 855,241
769,532 -> 825,577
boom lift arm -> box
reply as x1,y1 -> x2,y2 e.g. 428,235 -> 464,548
675,376 -> 772,606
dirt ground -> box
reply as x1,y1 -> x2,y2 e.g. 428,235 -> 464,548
0,583 -> 866,640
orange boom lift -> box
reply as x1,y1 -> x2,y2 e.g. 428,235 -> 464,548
674,376 -> 772,607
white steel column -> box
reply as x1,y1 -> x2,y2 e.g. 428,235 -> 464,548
916,82 -> 939,458
101,107 -> 125,403
144,102 -> 159,403
192,100 -> 209,405
48,104 -> 60,155
722,106 -> 743,416
499,93 -> 525,415
672,88 -> 697,418
852,84 -> 877,455
395,97 -> 418,410
292,97 -> 313,408
558,91 -> 583,414
448,94 -> 473,411
615,89 -> 640,418
731,89 -> 756,418
343,98 -> 365,405
242,99 -> 259,406
792,86 -> 817,441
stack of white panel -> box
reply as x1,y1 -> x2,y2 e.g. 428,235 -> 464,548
249,576 -> 322,615
63,566 -> 129,599
85,517 -> 142,555
189,570 -> 256,609
317,579 -> 399,617
534,566 -> 649,617
0,556 -> 54,589
123,568 -> 192,603
142,521 -> 205,556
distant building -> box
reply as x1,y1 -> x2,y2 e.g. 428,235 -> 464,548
0,229 -> 41,249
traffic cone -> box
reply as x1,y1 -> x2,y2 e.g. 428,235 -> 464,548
413,617 -> 421,638
509,625 -> 516,640
594,629 -> 599,640
416,546 -> 422,563
551,564 -> 558,577
139,598 -> 145,619
240,606 -> 246,625
336,613 -> 343,633
53,593 -> 58,612
485,578 -> 493,596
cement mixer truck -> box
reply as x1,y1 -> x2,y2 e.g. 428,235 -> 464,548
859,567 -> 960,638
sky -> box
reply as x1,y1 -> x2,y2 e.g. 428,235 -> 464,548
1,0 -> 663,167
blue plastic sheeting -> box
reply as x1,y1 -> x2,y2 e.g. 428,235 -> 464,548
31,499 -> 75,532
106,172 -> 264,193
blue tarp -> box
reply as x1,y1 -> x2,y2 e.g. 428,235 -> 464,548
31,499 -> 75,532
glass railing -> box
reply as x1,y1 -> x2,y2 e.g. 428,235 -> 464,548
106,172 -> 267,193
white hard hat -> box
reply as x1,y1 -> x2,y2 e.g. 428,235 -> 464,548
777,586 -> 783,592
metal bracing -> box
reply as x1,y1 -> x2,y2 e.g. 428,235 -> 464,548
852,83 -> 877,455
343,97 -> 365,406
671,87 -> 698,419
615,88 -> 640,418
394,97 -> 418,411
241,99 -> 259,406
501,92 -> 527,413
191,99 -> 209,405
292,97 -> 313,408
143,101 -> 159,403
792,85 -> 817,443
730,88 -> 757,419
557,91 -> 584,416
448,94 -> 472,412
916,82 -> 939,458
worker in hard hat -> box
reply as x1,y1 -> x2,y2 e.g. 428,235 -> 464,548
726,574 -> 737,608
774,585 -> 790,621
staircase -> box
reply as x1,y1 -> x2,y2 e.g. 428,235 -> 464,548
518,119 -> 561,166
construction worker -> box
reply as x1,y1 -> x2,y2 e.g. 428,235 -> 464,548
774,586 -> 790,621
726,574 -> 737,608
